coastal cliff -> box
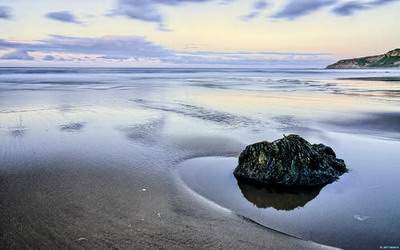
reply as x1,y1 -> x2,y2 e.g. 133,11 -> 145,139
327,48 -> 400,69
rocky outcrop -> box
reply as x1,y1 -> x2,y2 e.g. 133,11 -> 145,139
233,135 -> 347,187
326,48 -> 400,69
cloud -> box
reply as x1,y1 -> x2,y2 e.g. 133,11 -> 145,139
46,11 -> 81,24
110,0 -> 398,27
43,55 -> 56,61
1,50 -> 34,60
241,1 -> 269,21
111,0 -> 227,30
0,35 -> 174,60
332,1 -> 368,15
0,35 -> 332,67
41,35 -> 173,58
371,0 -> 398,3
332,0 -> 399,16
170,51 -> 332,66
98,55 -> 131,60
271,0 -> 399,19
0,6 -> 12,20
272,0 -> 337,20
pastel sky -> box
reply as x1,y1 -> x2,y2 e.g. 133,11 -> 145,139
0,0 -> 399,67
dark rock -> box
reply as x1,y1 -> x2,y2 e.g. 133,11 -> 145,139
233,134 -> 347,187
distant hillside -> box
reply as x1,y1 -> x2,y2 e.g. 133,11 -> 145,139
326,49 -> 400,69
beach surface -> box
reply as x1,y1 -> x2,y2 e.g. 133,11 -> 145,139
1,68 -> 399,249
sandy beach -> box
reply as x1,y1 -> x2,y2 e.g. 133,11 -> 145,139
0,152 -> 330,249
1,68 -> 400,249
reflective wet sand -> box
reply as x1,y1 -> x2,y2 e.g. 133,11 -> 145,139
1,68 -> 399,249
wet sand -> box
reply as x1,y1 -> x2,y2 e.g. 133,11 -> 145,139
0,157 -> 329,249
338,76 -> 400,81
1,67 -> 399,249
325,111 -> 400,137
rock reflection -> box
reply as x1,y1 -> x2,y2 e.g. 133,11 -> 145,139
237,179 -> 323,210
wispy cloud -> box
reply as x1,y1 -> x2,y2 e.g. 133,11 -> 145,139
0,6 -> 12,20
241,1 -> 269,21
0,35 -> 332,67
332,1 -> 369,15
110,0 -> 229,31
46,11 -> 81,24
0,35 -> 174,60
172,50 -> 332,66
43,55 -> 56,61
1,50 -> 34,60
333,0 -> 399,16
271,0 -> 399,20
272,0 -> 337,20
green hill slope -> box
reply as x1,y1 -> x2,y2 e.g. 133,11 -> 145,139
327,49 -> 400,69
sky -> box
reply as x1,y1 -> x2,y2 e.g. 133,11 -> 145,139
0,0 -> 399,67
